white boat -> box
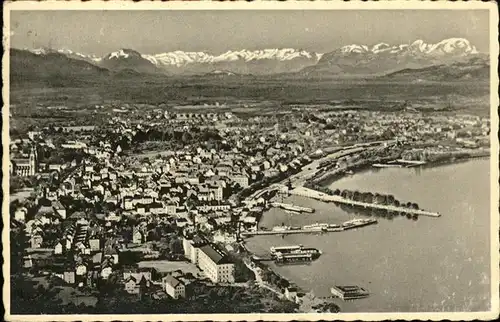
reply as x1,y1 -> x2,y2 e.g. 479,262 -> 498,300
272,226 -> 291,232
270,245 -> 303,254
331,285 -> 370,300
342,218 -> 377,228
373,163 -> 403,168
303,223 -> 329,230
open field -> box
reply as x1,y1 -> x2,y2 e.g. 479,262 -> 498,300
10,77 -> 489,111
9,77 -> 490,134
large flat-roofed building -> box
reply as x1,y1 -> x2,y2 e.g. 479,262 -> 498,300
229,174 -> 249,188
182,235 -> 208,264
182,235 -> 235,284
197,244 -> 235,283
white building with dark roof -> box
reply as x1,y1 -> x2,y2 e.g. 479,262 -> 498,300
197,244 -> 235,283
162,275 -> 186,299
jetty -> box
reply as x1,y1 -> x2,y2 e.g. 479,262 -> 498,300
373,159 -> 427,168
395,159 -> 427,165
291,186 -> 441,217
241,219 -> 377,237
251,253 -> 317,264
270,202 -> 315,213
243,229 -> 335,237
275,253 -> 315,264
372,163 -> 403,168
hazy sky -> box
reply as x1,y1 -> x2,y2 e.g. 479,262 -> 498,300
10,10 -> 490,55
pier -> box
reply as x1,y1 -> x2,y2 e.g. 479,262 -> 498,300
241,220 -> 376,237
395,159 -> 427,165
251,253 -> 316,264
243,229 -> 331,237
291,186 -> 441,217
270,202 -> 314,213
373,159 -> 427,168
275,253 -> 314,263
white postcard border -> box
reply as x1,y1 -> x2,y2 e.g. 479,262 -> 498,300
2,1 -> 499,321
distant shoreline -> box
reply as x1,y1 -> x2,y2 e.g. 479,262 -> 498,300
315,151 -> 491,187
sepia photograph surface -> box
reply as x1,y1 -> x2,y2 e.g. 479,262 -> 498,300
2,1 -> 499,321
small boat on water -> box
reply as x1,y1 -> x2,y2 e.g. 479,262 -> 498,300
372,163 -> 403,168
270,245 -> 322,258
331,285 -> 370,301
342,218 -> 377,229
270,245 -> 303,254
275,253 -> 314,265
303,223 -> 329,230
272,226 -> 291,232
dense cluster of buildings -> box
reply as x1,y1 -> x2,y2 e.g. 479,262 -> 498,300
9,106 -> 490,304
9,111 -> 312,301
314,110 -> 490,149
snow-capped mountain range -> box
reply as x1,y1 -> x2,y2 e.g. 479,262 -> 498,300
27,47 -> 322,75
144,48 -> 323,66
335,38 -> 478,55
304,38 -> 485,77
23,38 -> 485,76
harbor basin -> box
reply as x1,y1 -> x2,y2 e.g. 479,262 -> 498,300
245,158 -> 491,312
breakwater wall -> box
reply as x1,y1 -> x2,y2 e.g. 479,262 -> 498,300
291,186 -> 441,218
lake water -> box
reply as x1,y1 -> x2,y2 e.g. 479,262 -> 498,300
246,159 -> 492,312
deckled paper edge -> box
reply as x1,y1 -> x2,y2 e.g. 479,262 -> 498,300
2,1 -> 499,321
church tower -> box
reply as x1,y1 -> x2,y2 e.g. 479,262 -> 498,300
28,145 -> 38,176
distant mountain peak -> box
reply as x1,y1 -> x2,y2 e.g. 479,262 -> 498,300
339,44 -> 369,54
305,37 -> 484,78
332,38 -> 479,57
106,49 -> 143,60
19,37 -> 483,77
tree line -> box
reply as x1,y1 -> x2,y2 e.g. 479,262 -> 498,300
309,185 -> 420,209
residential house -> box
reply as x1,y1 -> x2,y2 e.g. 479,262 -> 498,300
64,270 -> 76,284
124,276 -> 140,294
229,174 -> 249,188
104,247 -> 119,264
87,270 -> 99,288
284,287 -> 298,302
163,275 -> 186,299
75,241 -> 91,255
30,233 -> 43,249
89,237 -> 101,251
75,262 -> 88,277
92,252 -> 103,267
52,201 -> 67,219
23,255 -> 33,269
100,260 -> 113,280
54,241 -> 63,255
132,228 -> 144,244
123,271 -> 152,294
14,207 -> 28,222
123,268 -> 153,285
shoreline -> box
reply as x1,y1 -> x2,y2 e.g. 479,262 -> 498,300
314,150 -> 490,187
243,154 -> 489,311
